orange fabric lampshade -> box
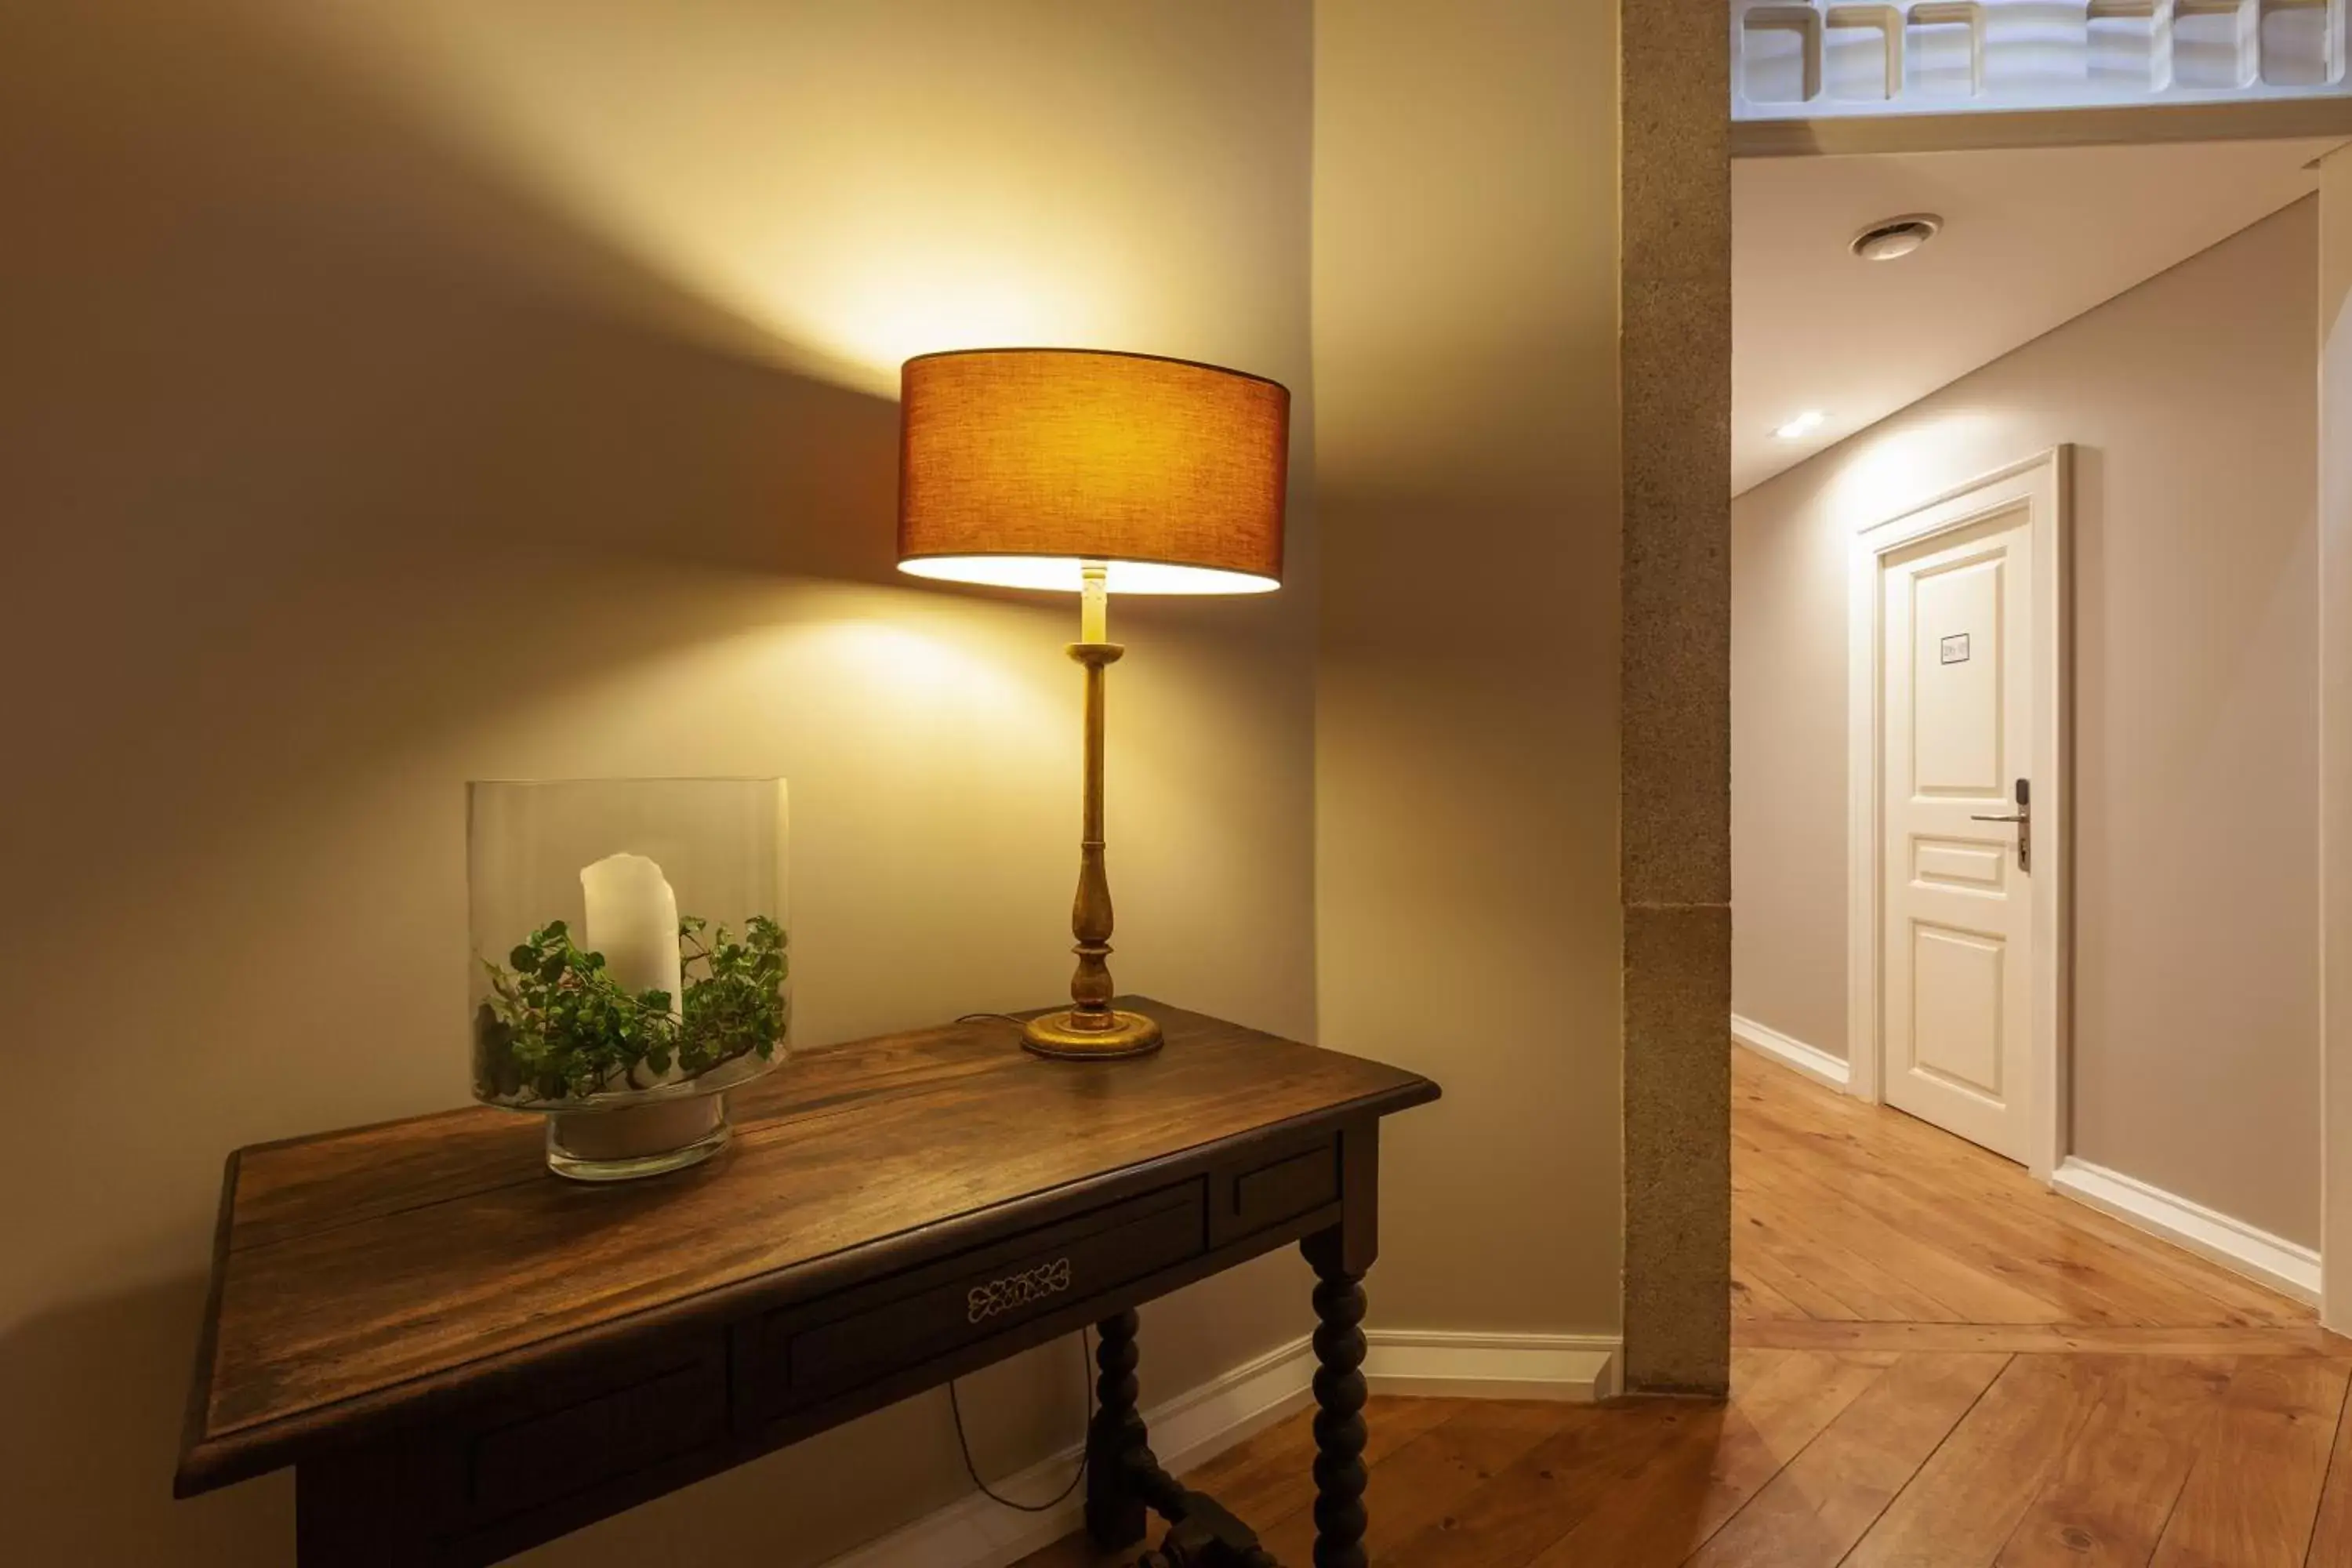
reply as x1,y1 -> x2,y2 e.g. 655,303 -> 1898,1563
898,348 -> 1289,594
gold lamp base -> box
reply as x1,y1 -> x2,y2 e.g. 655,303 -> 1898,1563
1022,1009 -> 1164,1061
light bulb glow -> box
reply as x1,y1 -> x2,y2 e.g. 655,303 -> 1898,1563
898,556 -> 1279,595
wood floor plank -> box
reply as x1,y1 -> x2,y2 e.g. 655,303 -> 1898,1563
1006,1530 -> 1145,1568
1732,1112 -> 2215,1328
1736,1132 -> 2074,1325
1733,1167 -> 1977,1319
1732,1262 -> 1812,1321
1736,1232 -> 1871,1322
1843,1353 -> 2104,1567
1376,1399 -> 1697,1567
1731,1056 -> 2303,1327
1731,1124 -> 2155,1328
2150,1356 -> 2352,1568
1732,1061 -> 2277,1326
2303,1368 -> 2352,1566
1732,1200 -> 1966,1322
1251,1398 -> 1573,1566
1177,1392 -> 1461,1537
1518,1349 -> 1893,1566
1736,1319 -> 2352,1357
1994,1355 -> 2230,1566
1950,1178 -> 2299,1329
1686,1352 -> 2012,1568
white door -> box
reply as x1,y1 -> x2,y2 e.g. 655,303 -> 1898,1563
1879,503 -> 2036,1163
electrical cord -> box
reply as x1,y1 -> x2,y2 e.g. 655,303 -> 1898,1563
946,1011 -> 1093,1512
948,1325 -> 1095,1512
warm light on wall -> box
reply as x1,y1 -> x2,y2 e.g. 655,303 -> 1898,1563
808,259 -> 1112,394
781,618 -> 1040,710
1773,410 -> 1827,440
277,5 -> 1240,394
1816,408 -> 2008,532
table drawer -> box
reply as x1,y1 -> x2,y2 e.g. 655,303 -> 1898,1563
742,1181 -> 1205,1417
466,1345 -> 726,1519
1213,1137 -> 1341,1247
356,1333 -> 732,1541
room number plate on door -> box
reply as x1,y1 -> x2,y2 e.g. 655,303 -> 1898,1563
1940,633 -> 1970,664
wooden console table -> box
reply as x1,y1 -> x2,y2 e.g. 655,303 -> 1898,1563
176,999 -> 1439,1566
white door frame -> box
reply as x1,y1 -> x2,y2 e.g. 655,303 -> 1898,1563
1846,446 -> 2073,1182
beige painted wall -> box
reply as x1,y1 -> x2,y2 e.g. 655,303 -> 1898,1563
0,4 -> 1320,1563
2319,152 -> 2352,1330
1733,200 -> 2322,1244
1312,0 -> 1627,1334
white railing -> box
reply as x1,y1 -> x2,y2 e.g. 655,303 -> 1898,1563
1733,0 -> 2350,119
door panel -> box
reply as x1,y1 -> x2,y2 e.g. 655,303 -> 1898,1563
1911,923 -> 2005,1096
1910,557 -> 2005,797
1882,503 -> 2034,1163
1913,838 -> 2006,891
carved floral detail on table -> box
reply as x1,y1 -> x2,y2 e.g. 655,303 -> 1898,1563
967,1258 -> 1073,1323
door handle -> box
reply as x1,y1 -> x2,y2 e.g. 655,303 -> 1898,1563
1972,780 -> 2030,872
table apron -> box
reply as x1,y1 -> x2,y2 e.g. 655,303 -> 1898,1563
293,1124 -> 1367,1568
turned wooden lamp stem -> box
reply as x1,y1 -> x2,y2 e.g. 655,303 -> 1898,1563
1072,565 -> 1116,1018
1022,561 -> 1163,1058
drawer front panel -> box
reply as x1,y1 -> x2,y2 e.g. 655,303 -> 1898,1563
463,1336 -> 728,1524
748,1181 -> 1205,1416
1212,1136 -> 1341,1247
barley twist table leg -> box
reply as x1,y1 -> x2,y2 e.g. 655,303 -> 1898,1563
1306,1258 -> 1369,1568
1085,1308 -> 1149,1549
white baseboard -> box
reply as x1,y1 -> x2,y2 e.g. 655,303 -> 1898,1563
1365,1329 -> 1621,1402
825,1327 -> 1621,1566
2053,1156 -> 2321,1306
824,1334 -> 1316,1568
1732,1013 -> 1851,1091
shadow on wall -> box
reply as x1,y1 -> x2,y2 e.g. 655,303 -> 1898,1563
6,0 -> 920,893
0,1279 -> 287,1566
6,0 -> 905,564
5,3 -> 1326,1562
2,6 -> 1007,1565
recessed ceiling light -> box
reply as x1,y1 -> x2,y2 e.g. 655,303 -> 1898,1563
1851,213 -> 1944,262
1773,410 -> 1826,441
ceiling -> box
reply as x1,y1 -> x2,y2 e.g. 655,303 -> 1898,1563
1733,138 -> 2343,495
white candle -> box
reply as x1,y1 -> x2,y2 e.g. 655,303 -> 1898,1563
579,851 -> 684,1025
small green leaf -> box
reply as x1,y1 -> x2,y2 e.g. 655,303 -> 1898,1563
476,913 -> 786,1108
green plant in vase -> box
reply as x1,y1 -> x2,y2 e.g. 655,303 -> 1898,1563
474,915 -> 788,1105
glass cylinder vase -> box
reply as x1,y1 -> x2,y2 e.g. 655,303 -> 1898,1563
467,778 -> 789,1181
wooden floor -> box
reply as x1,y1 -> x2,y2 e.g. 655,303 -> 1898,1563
1019,1049 -> 2352,1566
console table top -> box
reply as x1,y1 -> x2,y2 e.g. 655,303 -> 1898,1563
177,998 -> 1436,1494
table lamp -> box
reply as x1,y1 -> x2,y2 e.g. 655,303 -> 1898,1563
898,348 -> 1290,1059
